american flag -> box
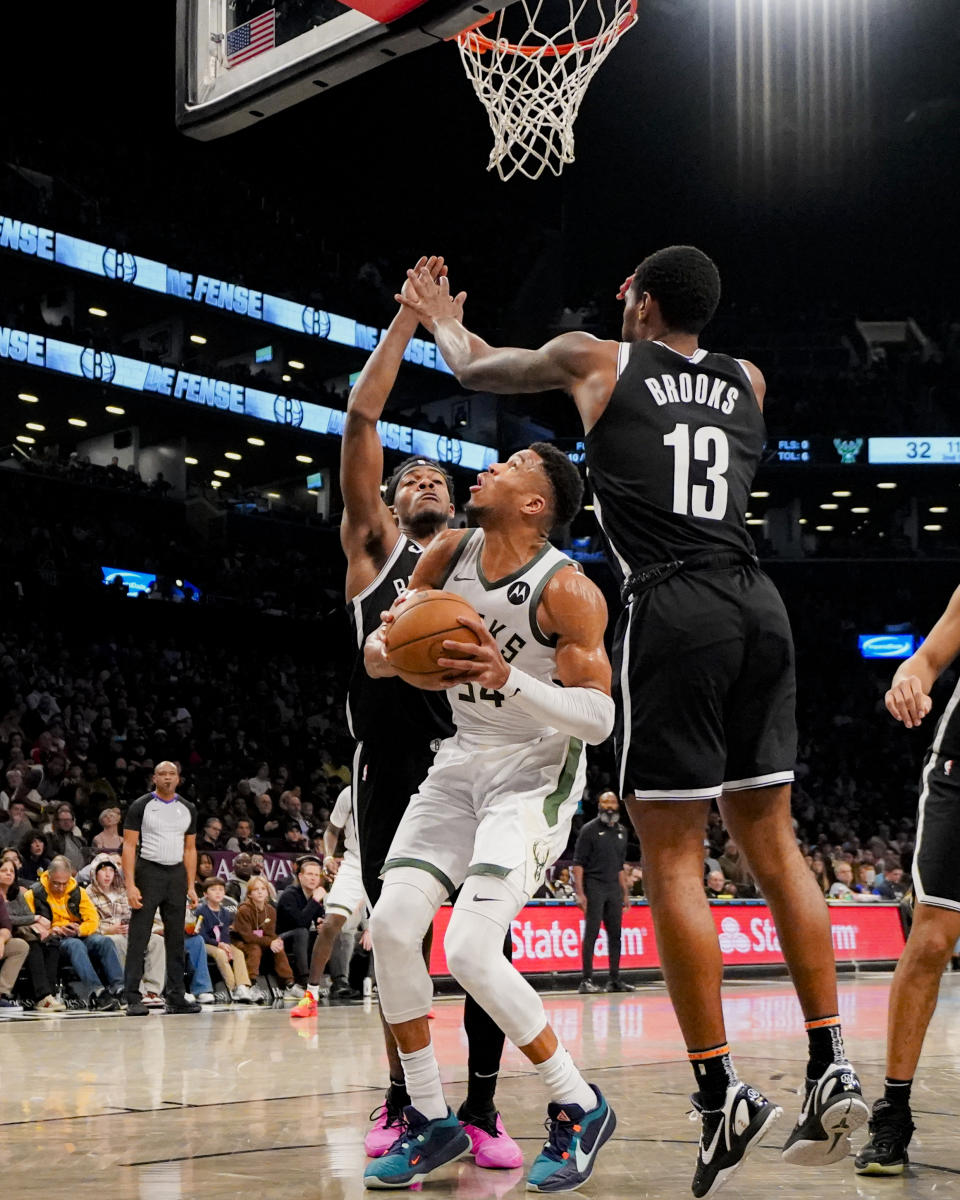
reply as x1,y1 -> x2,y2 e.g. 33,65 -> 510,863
226,9 -> 276,68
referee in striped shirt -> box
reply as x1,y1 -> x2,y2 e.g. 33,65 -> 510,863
122,761 -> 201,1015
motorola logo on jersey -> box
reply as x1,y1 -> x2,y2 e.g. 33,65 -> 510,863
80,348 -> 116,383
507,581 -> 531,605
273,395 -> 304,427
301,306 -> 331,339
101,248 -> 138,284
435,436 -> 463,466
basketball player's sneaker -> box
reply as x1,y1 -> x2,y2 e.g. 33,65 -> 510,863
362,1106 -> 470,1188
365,1091 -> 408,1158
781,1060 -> 868,1164
689,1082 -> 782,1198
458,1108 -> 523,1169
290,992 -> 318,1019
853,1099 -> 915,1176
525,1084 -> 616,1192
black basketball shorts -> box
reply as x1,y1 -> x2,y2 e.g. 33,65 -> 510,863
353,736 -> 438,906
914,696 -> 960,911
613,564 -> 797,801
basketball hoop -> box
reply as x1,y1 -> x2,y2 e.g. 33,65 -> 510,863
453,0 -> 637,181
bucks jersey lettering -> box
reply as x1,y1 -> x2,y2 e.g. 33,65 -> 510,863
438,529 -> 576,739
586,339 -> 764,580
346,536 -> 454,745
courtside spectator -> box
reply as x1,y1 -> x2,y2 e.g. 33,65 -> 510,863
276,856 -> 325,988
225,853 -> 255,903
86,854 -> 166,1001
26,855 -> 124,1009
232,874 -> 298,995
0,858 -> 62,1011
194,878 -> 254,1002
0,882 -> 28,1012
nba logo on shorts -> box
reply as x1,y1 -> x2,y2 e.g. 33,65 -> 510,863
945,760 -> 954,776
507,581 -> 531,605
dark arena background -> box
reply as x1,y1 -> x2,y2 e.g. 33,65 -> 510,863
1,2 -> 959,1197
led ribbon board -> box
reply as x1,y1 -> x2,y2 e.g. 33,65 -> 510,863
0,213 -> 452,375
0,325 -> 497,471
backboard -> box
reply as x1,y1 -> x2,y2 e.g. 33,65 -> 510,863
176,0 -> 514,139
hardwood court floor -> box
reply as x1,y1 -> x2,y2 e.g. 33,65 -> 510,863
2,975 -> 960,1199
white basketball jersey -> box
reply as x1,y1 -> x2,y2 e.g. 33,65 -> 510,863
437,529 -> 578,741
330,786 -> 358,856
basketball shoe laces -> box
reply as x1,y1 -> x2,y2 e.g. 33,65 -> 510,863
540,1111 -> 582,1164
868,1103 -> 913,1155
369,1101 -> 408,1149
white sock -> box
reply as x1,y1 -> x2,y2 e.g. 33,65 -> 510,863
535,1044 -> 596,1113
399,1044 -> 448,1121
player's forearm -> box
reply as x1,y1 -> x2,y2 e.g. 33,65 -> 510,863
346,307 -> 421,423
323,828 -> 340,860
503,666 -> 614,745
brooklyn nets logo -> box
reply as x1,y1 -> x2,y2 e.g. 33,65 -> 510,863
435,436 -> 463,466
101,248 -> 138,284
273,395 -> 304,427
507,581 -> 531,605
301,306 -> 331,339
80,348 -> 116,383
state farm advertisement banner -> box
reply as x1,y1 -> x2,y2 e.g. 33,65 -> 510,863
429,902 -> 904,976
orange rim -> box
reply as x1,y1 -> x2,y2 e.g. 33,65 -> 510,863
453,0 -> 637,57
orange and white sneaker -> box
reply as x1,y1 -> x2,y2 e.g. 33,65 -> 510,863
290,991 -> 319,1019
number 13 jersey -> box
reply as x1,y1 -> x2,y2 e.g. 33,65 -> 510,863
437,527 -> 577,741
586,339 -> 764,579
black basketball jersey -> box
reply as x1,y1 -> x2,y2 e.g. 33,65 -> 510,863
586,339 -> 764,580
345,534 -> 454,746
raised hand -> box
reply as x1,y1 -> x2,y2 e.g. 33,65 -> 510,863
400,255 -> 447,308
396,266 -> 467,331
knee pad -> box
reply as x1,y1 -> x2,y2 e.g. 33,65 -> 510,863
445,878 -> 546,1049
370,867 -> 446,1024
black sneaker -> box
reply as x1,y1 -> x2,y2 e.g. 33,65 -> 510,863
781,1061 -> 869,1165
690,1082 -> 782,1198
606,979 -> 636,992
577,980 -> 602,994
854,1099 -> 915,1176
91,989 -> 121,1012
164,997 -> 202,1014
125,1000 -> 150,1017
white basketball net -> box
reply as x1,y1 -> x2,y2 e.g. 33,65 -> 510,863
456,0 -> 637,181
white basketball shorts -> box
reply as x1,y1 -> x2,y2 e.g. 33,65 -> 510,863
382,730 -> 586,903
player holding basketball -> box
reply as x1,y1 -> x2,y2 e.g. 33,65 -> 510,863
854,587 -> 960,1175
363,443 -> 617,1192
399,247 -> 866,1197
323,256 -> 521,1169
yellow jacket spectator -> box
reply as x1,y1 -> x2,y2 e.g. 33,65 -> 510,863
24,856 -> 124,1009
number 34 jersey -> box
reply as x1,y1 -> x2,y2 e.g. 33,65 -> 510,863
437,527 -> 577,742
586,339 -> 764,579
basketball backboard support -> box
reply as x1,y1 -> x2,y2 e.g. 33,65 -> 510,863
176,0 -> 513,140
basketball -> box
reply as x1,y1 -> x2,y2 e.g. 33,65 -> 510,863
384,589 -> 481,679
